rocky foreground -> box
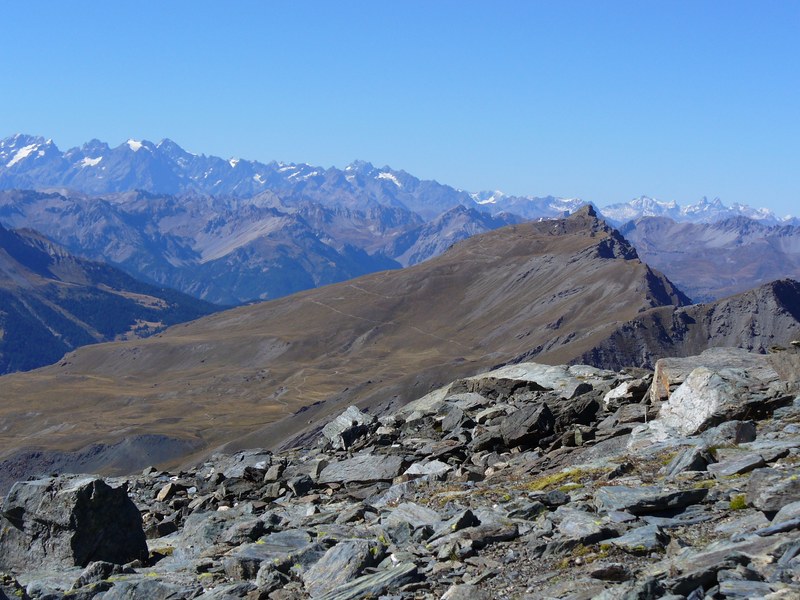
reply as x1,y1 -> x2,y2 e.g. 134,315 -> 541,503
2,347 -> 800,599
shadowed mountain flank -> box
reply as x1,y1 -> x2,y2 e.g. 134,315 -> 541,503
577,278 -> 800,371
0,207 -> 689,475
0,223 -> 219,374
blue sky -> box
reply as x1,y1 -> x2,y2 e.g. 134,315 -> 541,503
2,1 -> 798,215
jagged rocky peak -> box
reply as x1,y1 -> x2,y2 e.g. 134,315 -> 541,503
1,345 -> 799,598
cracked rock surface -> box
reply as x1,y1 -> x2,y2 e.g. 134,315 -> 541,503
2,347 -> 799,599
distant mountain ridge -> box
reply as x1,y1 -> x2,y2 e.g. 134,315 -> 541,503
0,134 -> 580,221
601,194 -> 795,226
1,134 -> 796,304
619,216 -> 800,302
1,134 -> 791,224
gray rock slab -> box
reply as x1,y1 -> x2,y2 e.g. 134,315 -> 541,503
404,460 -> 451,478
318,453 -> 405,484
774,500 -> 800,524
315,561 -> 418,600
464,362 -> 591,399
661,446 -> 713,477
700,420 -> 757,446
223,529 -> 321,580
499,403 -> 555,448
594,485 -> 708,515
554,508 -> 611,542
382,502 -> 442,529
0,475 -> 148,570
441,583 -> 492,600
641,505 -> 712,528
94,579 -> 203,599
207,449 -> 273,478
449,392 -> 491,411
707,452 -> 766,478
714,511 -> 771,537
746,467 -> 800,512
609,524 -> 669,554
650,348 -> 781,404
303,540 -> 383,598
718,579 -> 775,599
429,509 -> 480,542
656,367 -> 759,436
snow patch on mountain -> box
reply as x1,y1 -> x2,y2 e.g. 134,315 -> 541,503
80,156 -> 103,168
6,143 -> 39,167
377,172 -> 403,188
602,195 -> 781,225
126,139 -> 143,152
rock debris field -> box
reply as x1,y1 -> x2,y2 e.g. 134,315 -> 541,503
2,346 -> 800,599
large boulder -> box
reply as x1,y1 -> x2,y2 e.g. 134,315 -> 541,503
655,366 -> 772,436
321,406 -> 376,450
0,475 -> 147,569
650,348 -> 782,404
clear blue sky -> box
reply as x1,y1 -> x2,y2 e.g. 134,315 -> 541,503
2,1 -> 798,215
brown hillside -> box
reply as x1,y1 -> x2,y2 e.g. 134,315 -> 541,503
0,207 -> 687,475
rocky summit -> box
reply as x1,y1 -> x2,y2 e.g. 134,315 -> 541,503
2,345 -> 799,599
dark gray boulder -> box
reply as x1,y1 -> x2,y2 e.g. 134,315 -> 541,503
746,467 -> 800,512
318,453 -> 405,484
0,475 -> 147,569
499,403 -> 555,448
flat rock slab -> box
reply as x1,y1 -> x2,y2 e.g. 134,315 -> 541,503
224,529 -> 322,580
322,406 -> 375,450
303,539 -> 382,598
382,502 -> 442,529
610,524 -> 668,554
404,460 -> 451,478
318,453 -> 405,484
500,403 -> 555,448
316,561 -> 418,600
707,451 -> 766,478
555,508 -> 612,543
594,485 -> 708,515
463,363 -> 592,399
95,579 -> 202,599
441,583 -> 492,600
746,467 -> 800,512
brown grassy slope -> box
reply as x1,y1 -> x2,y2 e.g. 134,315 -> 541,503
0,207 -> 687,464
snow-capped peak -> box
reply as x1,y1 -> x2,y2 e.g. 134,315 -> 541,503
127,139 -> 143,152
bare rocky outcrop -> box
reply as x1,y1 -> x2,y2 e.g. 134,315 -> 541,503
578,279 -> 800,370
2,347 -> 799,598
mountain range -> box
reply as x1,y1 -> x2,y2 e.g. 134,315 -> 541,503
0,222 -> 218,373
0,134 -> 796,306
2,207 -> 799,482
620,216 -> 800,302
